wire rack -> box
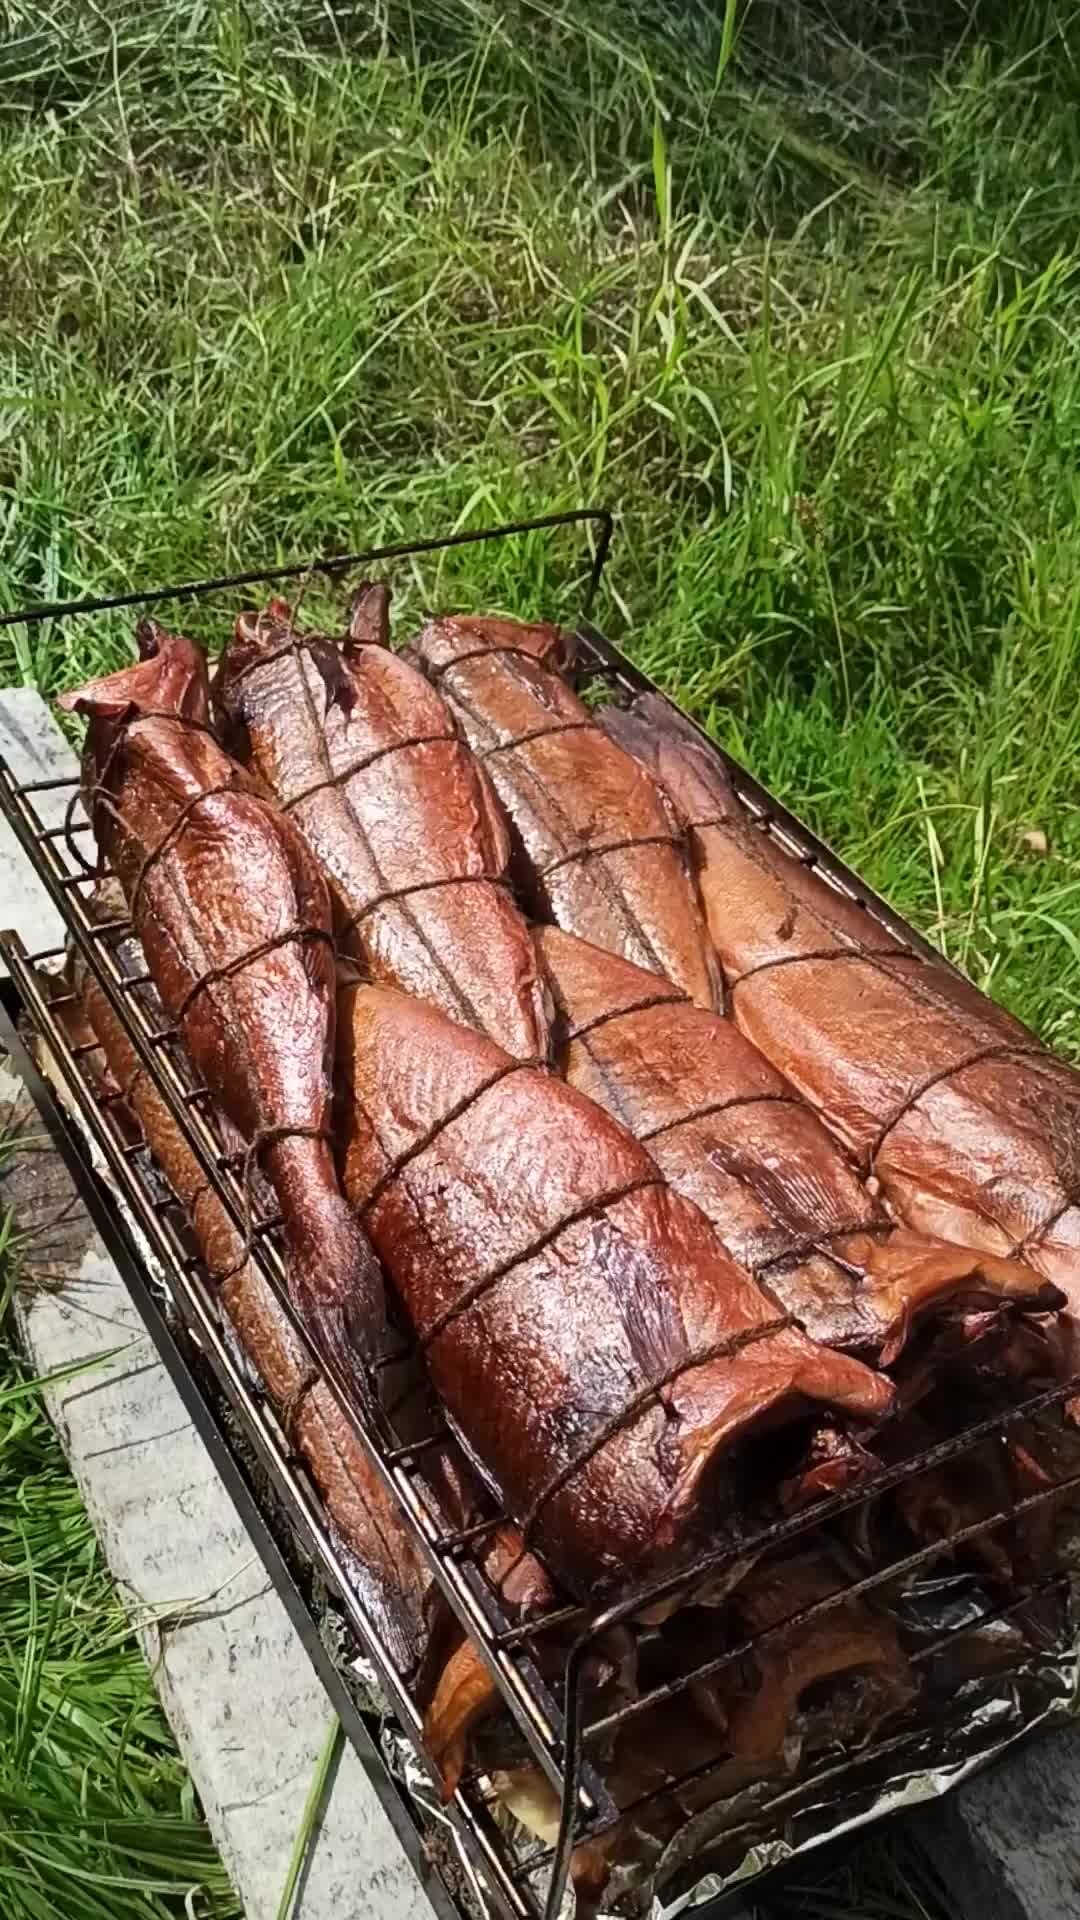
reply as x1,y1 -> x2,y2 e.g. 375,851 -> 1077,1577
2,513 -> 1080,1920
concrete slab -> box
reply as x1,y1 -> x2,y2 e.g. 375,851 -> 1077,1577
0,689 -> 434,1920
911,1727 -> 1080,1920
0,687 -> 81,970
0,1077 -> 433,1920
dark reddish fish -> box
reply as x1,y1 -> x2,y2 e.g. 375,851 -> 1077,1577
59,622 -> 384,1388
63,934 -> 433,1678
605,693 -> 1080,1324
409,613 -> 723,1009
213,590 -> 549,1059
336,979 -> 892,1593
62,905 -> 554,1693
539,926 -> 1061,1363
475,1549 -> 909,1912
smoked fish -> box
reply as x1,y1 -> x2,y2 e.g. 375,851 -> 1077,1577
539,926 -> 1061,1362
214,591 -> 549,1059
335,979 -> 893,1592
60,622 -> 384,1386
410,613 -> 722,1009
605,693 -> 1080,1320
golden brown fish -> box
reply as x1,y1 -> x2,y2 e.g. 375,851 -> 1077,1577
336,978 -> 893,1594
409,613 -> 722,1008
539,925 -> 1062,1363
59,622 -> 384,1390
604,693 -> 1080,1326
213,591 -> 549,1058
57,904 -> 556,1689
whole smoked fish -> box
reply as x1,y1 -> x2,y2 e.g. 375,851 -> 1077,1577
60,899 -> 554,1691
214,591 -> 549,1059
539,927 -> 1061,1362
411,613 -> 722,1009
60,623 -> 384,1385
61,928 -> 433,1678
606,694 -> 1080,1320
336,980 -> 892,1592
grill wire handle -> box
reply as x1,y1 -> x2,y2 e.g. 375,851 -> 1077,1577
0,508 -> 614,629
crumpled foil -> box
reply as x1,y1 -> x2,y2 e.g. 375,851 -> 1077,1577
355,1559 -> 1080,1920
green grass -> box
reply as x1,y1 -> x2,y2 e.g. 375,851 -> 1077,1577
3,0 -> 1080,1913
0,1184 -> 240,1918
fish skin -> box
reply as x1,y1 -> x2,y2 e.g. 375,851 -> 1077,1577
212,593 -> 550,1060
336,979 -> 893,1594
59,621 -> 384,1390
59,901 -> 555,1694
409,613 -> 723,1011
539,925 -> 1062,1361
603,692 -> 1080,1315
59,932 -> 435,1682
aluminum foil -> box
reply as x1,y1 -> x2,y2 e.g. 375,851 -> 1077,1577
355,1562 -> 1080,1920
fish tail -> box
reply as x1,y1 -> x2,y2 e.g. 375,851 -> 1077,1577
266,1135 -> 387,1389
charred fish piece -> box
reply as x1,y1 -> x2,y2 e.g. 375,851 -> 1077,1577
409,613 -> 723,1009
603,693 -> 1080,1327
539,926 -> 1061,1364
336,979 -> 893,1594
59,622 -> 384,1389
485,1550 -> 910,1916
213,591 -> 549,1059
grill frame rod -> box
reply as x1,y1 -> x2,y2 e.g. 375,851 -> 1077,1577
3,513 -> 1080,1920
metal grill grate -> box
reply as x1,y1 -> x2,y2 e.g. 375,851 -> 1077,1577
2,515 -> 1079,1920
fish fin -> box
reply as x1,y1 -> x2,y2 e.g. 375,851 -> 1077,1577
598,698 -> 664,773
59,623 -> 211,725
588,1212 -> 689,1380
424,1637 -> 500,1800
308,632 -> 357,718
223,602 -> 357,720
877,1299 -> 911,1370
840,1229 -> 1065,1365
601,692 -> 737,827
346,581 -> 392,653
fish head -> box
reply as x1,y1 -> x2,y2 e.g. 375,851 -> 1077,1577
59,620 -> 211,729
413,611 -> 576,678
59,623 -> 212,798
213,597 -> 356,738
602,692 -> 737,833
